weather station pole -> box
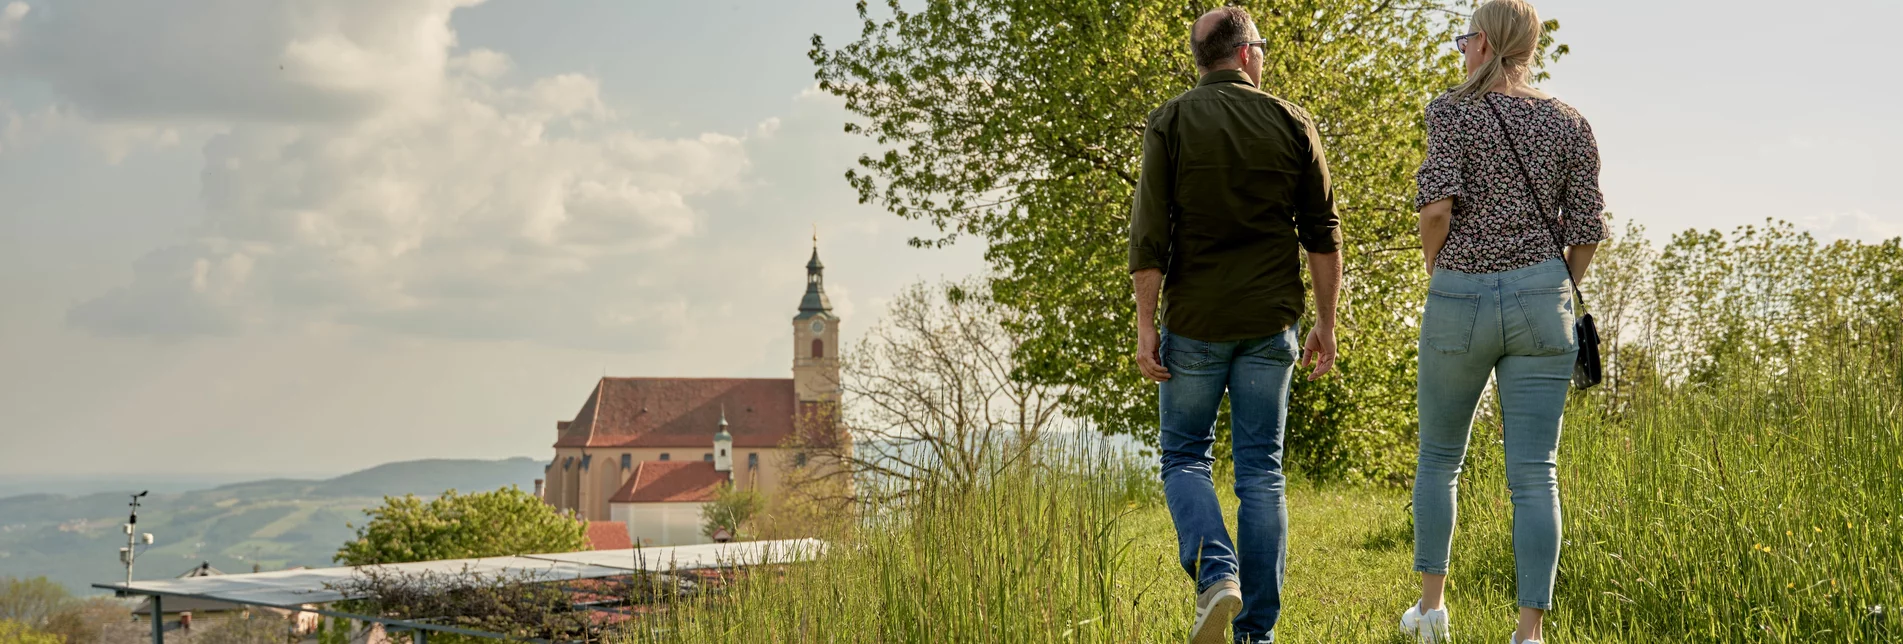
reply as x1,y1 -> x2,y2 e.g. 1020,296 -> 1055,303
122,491 -> 154,585
120,491 -> 160,643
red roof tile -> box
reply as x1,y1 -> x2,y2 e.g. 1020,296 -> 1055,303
555,377 -> 796,448
585,522 -> 632,550
610,460 -> 730,503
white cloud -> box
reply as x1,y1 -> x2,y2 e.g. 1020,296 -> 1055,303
449,48 -> 513,80
56,0 -> 765,350
0,1 -> 27,44
754,117 -> 782,138
5,0 -> 480,123
0,102 -> 182,161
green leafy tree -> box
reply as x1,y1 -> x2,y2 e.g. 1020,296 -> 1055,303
811,0 -> 1565,482
701,484 -> 768,540
335,487 -> 589,565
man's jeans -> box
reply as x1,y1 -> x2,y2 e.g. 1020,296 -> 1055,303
1158,324 -> 1299,643
1413,259 -> 1576,610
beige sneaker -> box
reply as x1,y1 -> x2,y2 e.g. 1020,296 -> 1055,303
1189,578 -> 1242,644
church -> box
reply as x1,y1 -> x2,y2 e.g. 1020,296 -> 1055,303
537,242 -> 842,546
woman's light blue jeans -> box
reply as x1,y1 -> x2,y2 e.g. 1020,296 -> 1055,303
1413,258 -> 1577,611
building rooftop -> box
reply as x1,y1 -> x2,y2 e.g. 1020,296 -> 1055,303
585,522 -> 633,550
556,377 -> 796,449
610,460 -> 729,504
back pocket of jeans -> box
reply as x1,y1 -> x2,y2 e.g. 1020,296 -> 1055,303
1515,286 -> 1577,355
1422,289 -> 1480,354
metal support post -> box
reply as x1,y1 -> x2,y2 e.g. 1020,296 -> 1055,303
150,596 -> 163,644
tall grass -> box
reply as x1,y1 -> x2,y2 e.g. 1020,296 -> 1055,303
618,433 -> 1178,643
1453,347 -> 1903,642
614,349 -> 1900,642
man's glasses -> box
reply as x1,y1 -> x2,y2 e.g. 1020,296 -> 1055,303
1233,39 -> 1267,51
1454,32 -> 1480,53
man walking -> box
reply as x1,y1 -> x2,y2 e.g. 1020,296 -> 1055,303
1128,7 -> 1343,643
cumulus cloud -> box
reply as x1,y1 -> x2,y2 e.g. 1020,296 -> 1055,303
4,0 -> 478,122
48,0 -> 766,350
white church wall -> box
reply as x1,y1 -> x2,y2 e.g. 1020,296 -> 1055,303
612,502 -> 711,546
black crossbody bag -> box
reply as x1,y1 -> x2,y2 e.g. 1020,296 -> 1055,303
1480,97 -> 1602,390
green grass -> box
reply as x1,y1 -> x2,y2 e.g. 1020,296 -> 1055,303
619,351 -> 1901,643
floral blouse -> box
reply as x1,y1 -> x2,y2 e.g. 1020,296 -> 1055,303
1415,91 -> 1607,274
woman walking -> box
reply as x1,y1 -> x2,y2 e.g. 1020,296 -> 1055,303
1398,1 -> 1606,642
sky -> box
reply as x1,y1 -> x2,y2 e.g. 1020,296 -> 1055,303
0,0 -> 1895,479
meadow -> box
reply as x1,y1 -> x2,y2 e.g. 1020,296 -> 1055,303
619,345 -> 1901,643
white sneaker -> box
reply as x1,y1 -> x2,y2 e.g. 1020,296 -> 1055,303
1399,601 -> 1451,643
1189,579 -> 1242,644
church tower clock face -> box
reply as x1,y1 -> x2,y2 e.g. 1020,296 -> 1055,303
810,319 -> 826,334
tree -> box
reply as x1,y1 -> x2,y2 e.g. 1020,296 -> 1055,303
701,484 -> 768,540
811,0 -> 1565,482
790,279 -> 1069,501
0,619 -> 61,644
0,577 -> 70,632
335,487 -> 590,566
41,598 -> 143,644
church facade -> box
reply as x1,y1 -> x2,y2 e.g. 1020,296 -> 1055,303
538,244 -> 842,545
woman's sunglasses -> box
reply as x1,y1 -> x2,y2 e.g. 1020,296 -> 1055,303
1455,32 -> 1480,53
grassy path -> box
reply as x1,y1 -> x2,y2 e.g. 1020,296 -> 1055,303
1123,483 -> 1539,643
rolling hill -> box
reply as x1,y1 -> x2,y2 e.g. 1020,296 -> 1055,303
0,457 -> 546,596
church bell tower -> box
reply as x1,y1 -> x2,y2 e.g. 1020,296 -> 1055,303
792,237 -> 840,405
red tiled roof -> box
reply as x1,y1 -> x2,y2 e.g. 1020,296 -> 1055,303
585,522 -> 632,550
555,377 -> 796,448
610,460 -> 730,504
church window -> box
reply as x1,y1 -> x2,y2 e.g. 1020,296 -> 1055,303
811,339 -> 824,358
719,448 -> 727,457
580,454 -> 591,470
660,453 -> 670,461
795,453 -> 808,467
621,454 -> 631,470
748,453 -> 759,469
703,453 -> 714,462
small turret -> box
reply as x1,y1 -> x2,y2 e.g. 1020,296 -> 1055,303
714,406 -> 733,473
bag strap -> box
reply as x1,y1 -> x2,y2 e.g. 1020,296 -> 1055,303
1479,94 -> 1587,310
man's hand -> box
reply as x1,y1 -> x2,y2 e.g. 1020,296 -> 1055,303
1131,268 -> 1170,382
1300,322 -> 1337,380
1136,324 -> 1171,382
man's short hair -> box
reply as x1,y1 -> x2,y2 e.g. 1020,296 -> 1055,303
1191,7 -> 1256,69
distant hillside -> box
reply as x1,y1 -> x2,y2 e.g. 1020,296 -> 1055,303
0,457 -> 546,596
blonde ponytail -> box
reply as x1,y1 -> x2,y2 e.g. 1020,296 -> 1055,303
1449,0 -> 1542,101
